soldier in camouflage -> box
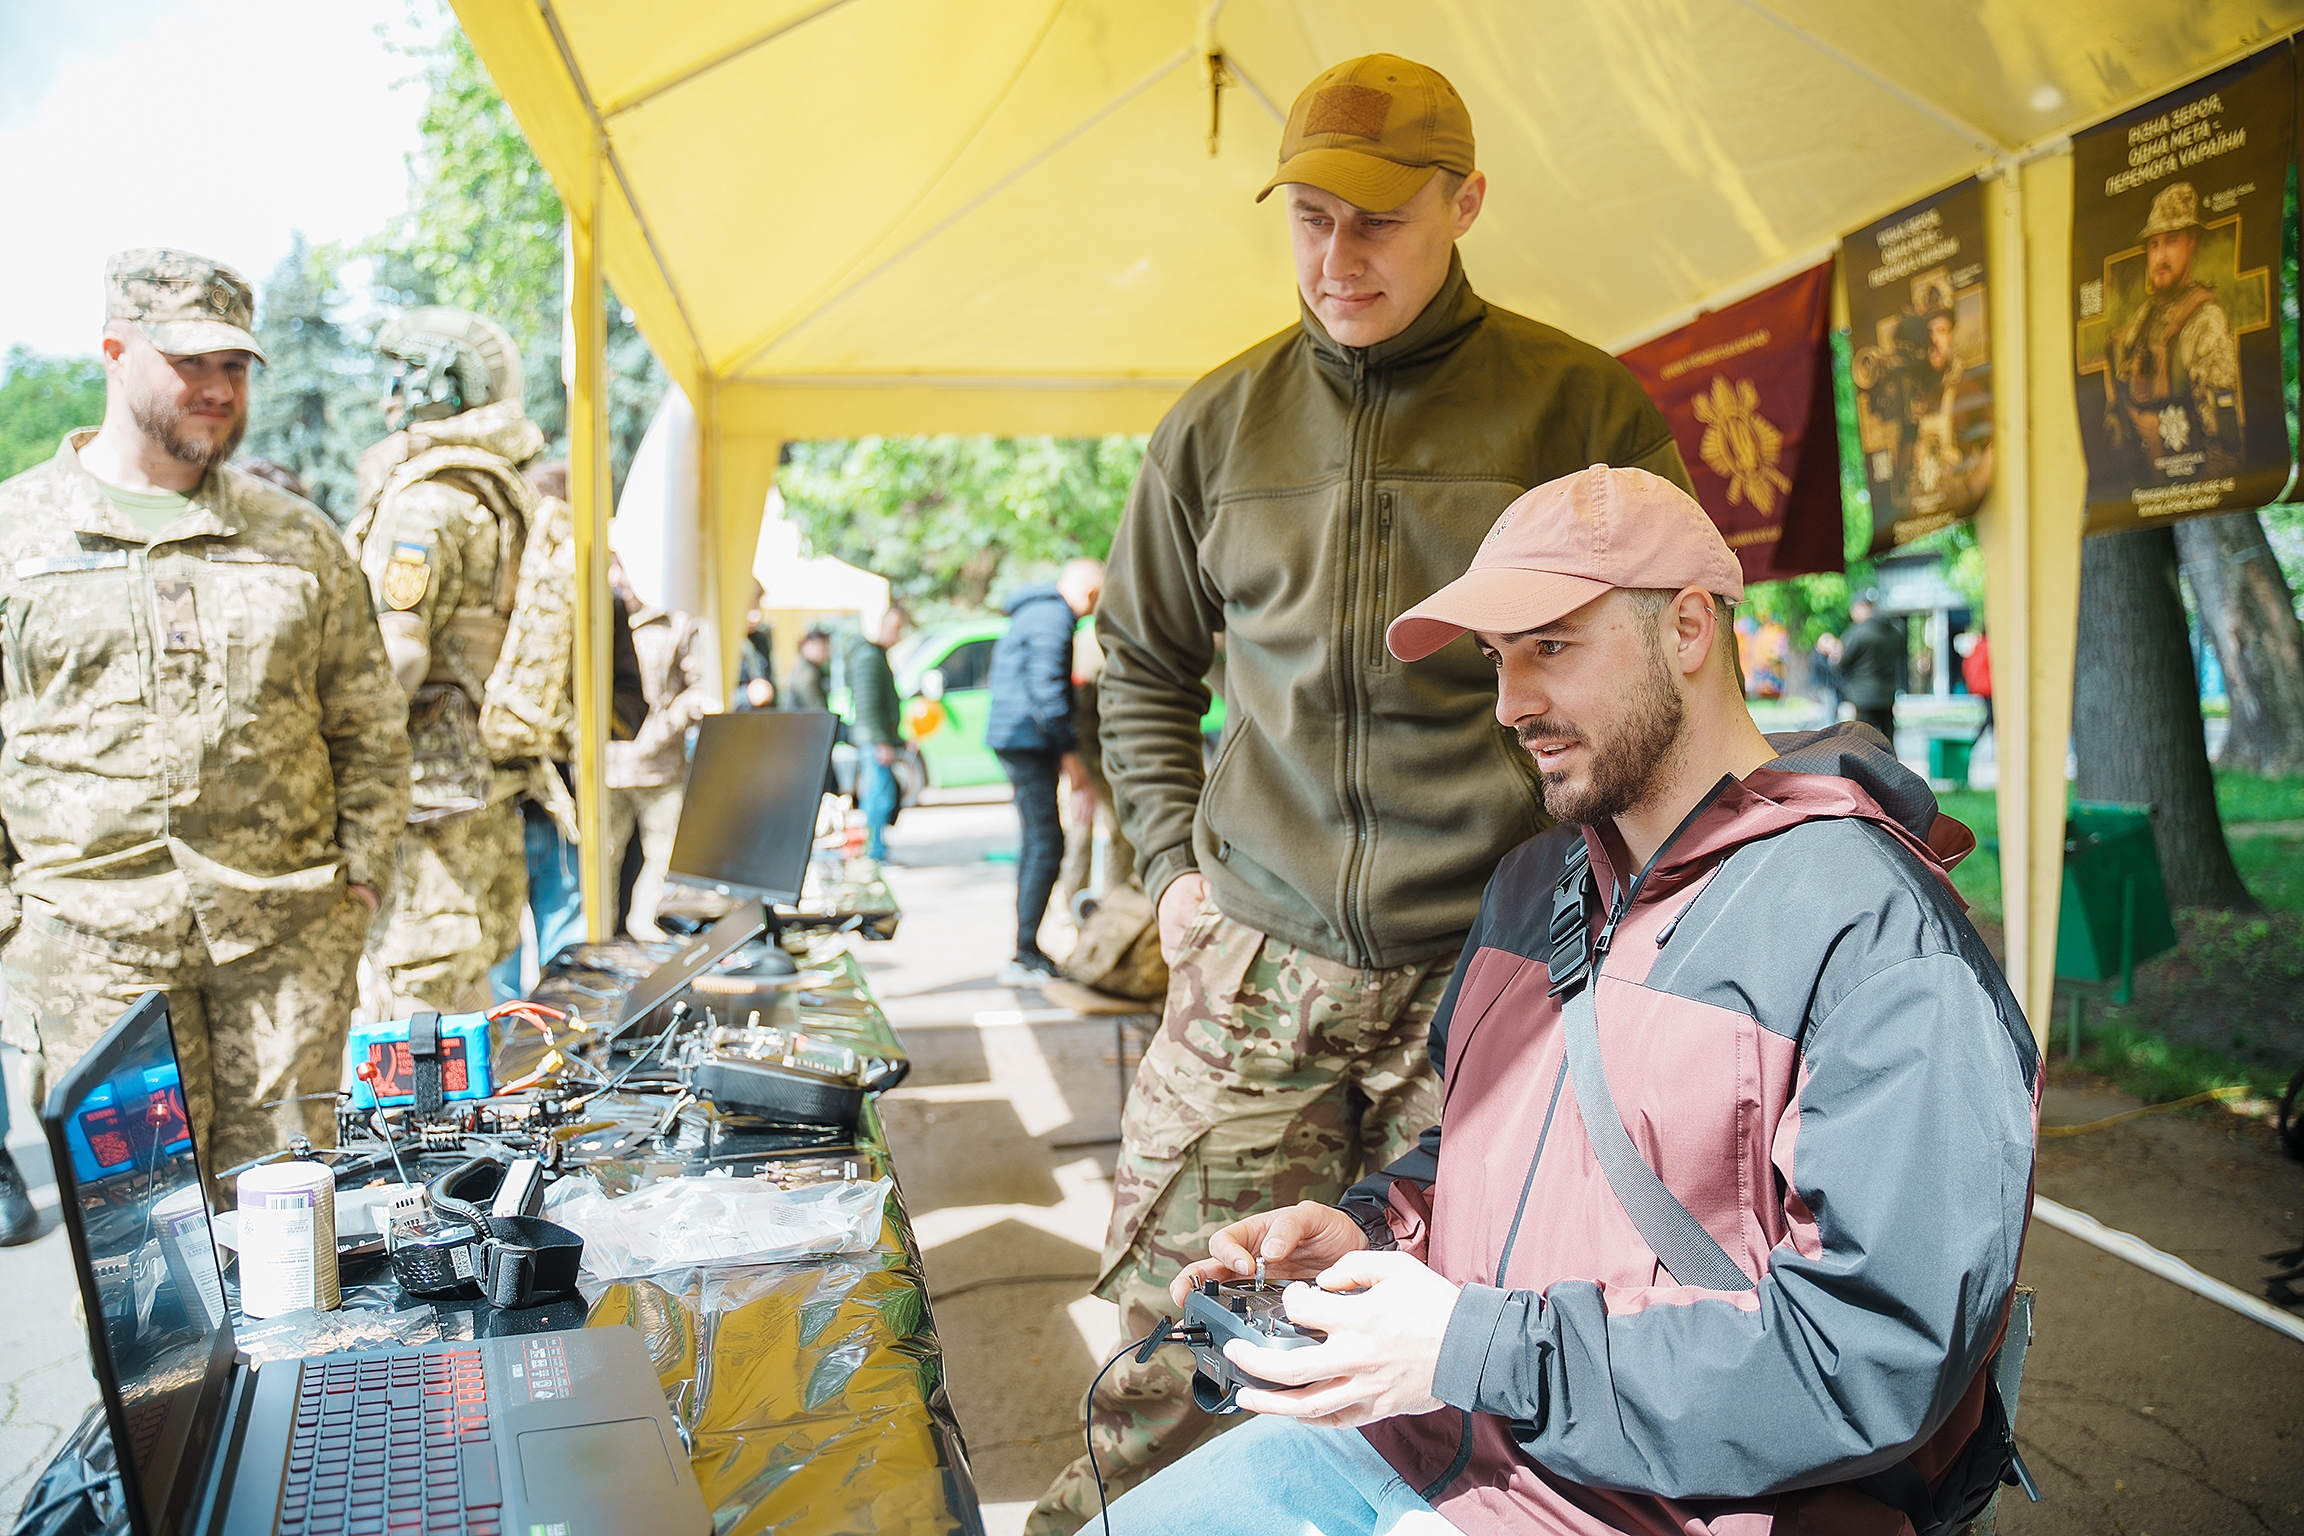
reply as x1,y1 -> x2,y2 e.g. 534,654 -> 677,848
2104,180 -> 2246,485
0,250 -> 411,1186
350,307 -> 548,1014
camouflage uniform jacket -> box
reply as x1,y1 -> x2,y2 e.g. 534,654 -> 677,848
0,432 -> 412,962
608,607 -> 712,790
348,401 -> 547,819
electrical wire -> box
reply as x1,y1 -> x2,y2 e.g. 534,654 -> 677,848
11,1473 -> 113,1535
1086,1332 -> 1165,1536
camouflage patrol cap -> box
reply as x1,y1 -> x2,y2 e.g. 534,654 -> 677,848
2139,182 -> 2204,240
104,248 -> 267,362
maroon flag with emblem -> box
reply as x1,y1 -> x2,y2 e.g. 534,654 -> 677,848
1619,263 -> 1844,582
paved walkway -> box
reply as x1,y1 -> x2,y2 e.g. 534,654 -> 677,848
0,1044 -> 98,1514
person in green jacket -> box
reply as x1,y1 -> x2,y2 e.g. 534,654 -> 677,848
1031,53 -> 1693,1534
845,609 -> 907,861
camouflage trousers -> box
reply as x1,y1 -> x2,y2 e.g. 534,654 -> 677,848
1027,903 -> 1449,1536
2,890 -> 367,1195
606,782 -> 685,941
367,798 -> 525,1015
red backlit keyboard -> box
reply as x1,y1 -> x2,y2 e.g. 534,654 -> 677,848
278,1347 -> 501,1536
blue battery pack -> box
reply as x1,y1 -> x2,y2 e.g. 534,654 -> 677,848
65,1062 -> 194,1184
346,1013 -> 495,1109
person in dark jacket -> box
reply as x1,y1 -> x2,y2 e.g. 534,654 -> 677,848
1837,594 -> 1905,750
1105,466 -> 2036,1536
987,560 -> 1103,983
734,580 -> 775,710
845,610 -> 907,861
784,627 -> 833,713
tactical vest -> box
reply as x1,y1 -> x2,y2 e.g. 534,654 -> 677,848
2113,282 -> 2216,466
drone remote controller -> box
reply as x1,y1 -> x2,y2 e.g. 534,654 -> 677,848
1182,1278 -> 1326,1414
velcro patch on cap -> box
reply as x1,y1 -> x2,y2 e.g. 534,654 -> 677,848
1307,81 -> 1391,140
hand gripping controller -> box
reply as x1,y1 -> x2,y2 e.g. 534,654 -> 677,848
1182,1278 -> 1326,1414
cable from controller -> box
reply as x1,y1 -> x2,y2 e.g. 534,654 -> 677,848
1083,1320 -> 1207,1536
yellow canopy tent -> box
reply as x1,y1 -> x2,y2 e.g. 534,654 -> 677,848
452,0 -> 2304,1034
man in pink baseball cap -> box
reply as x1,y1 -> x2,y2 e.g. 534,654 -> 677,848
1096,465 -> 2037,1536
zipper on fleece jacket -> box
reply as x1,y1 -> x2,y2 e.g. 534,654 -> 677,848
1336,346 -> 1379,965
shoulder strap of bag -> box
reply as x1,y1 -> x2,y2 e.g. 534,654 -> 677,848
1552,840 -> 1755,1293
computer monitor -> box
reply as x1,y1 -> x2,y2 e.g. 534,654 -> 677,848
42,993 -> 235,1536
666,711 -> 839,906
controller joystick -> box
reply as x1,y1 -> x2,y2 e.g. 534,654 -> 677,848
1182,1277 -> 1326,1414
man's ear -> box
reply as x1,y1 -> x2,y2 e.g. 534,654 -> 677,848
1453,171 -> 1488,238
1672,587 -> 1717,681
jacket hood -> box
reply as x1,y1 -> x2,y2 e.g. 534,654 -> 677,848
1002,582 -> 1068,617
1298,249 -> 1487,376
1589,720 -> 1975,905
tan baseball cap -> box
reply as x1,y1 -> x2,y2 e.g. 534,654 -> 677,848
105,248 -> 266,362
1387,465 -> 1745,662
1256,54 -> 1475,210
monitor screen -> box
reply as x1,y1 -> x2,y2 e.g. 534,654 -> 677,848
667,711 -> 839,907
44,993 -> 234,1535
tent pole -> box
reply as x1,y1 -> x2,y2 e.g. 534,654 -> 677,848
569,150 -> 614,943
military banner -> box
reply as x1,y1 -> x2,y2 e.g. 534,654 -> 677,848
2072,42 -> 2295,534
1619,262 -> 1844,583
1846,178 -> 1993,553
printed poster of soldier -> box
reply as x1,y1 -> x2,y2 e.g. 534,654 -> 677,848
1846,178 -> 1992,554
1619,261 -> 1845,583
2072,43 -> 2294,535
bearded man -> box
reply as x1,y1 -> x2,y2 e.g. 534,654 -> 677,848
1098,466 -> 2037,1536
0,249 -> 409,1190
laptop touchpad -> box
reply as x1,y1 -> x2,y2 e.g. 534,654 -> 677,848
518,1418 -> 676,1496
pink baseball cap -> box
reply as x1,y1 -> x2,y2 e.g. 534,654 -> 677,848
1386,464 -> 1744,662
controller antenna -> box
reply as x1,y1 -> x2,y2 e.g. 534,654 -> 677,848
357,1062 -> 414,1188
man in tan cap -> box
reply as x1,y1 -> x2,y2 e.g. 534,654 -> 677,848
1088,466 -> 2035,1536
2104,180 -> 2244,482
1039,55 -> 1691,1531
0,250 -> 409,1190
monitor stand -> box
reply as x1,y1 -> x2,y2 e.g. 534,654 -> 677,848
751,908 -> 798,976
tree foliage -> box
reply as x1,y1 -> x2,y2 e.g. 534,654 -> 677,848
243,234 -> 372,520
779,436 -> 1146,613
0,348 -> 105,482
370,19 -> 665,490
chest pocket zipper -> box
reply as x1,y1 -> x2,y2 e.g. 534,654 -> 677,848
1372,490 -> 1395,669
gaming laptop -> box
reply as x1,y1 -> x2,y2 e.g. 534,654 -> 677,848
611,709 -> 841,1023
42,992 -> 710,1536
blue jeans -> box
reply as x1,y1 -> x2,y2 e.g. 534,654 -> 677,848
1092,1415 -> 1455,1536
490,804 -> 588,1004
860,755 -> 899,861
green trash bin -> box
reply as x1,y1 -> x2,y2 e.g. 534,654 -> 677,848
1927,735 -> 1974,787
2054,800 -> 2177,1012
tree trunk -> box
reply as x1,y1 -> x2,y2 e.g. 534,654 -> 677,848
2072,525 -> 2256,909
2173,511 -> 2304,777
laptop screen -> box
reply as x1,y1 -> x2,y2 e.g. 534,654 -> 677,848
666,711 -> 839,906
45,993 -> 235,1535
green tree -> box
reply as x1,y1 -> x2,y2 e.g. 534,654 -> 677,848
372,17 -> 665,493
780,436 -> 1147,612
244,234 -> 370,521
0,347 -> 106,482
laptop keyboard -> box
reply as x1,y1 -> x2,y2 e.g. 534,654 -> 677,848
279,1346 -> 501,1536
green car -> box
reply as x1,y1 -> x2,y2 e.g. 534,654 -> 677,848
884,618 -> 1227,791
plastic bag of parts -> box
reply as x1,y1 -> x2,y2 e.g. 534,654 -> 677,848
12,1401 -> 126,1536
235,1303 -> 442,1367
547,1173 -> 890,1278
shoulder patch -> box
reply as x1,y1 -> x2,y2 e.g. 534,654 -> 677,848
382,540 -> 432,610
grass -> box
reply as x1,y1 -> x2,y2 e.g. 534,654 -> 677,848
2214,770 -> 2304,825
2061,1011 -> 2292,1107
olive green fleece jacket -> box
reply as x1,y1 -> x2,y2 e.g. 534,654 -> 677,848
1097,254 -> 1692,970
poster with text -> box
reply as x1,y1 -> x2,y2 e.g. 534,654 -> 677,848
2072,42 -> 2294,535
1619,262 -> 1845,583
1846,178 -> 1992,553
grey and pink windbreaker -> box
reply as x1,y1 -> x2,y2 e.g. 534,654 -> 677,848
1342,726 -> 2040,1535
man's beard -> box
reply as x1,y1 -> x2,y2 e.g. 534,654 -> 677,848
1518,641 -> 1686,827
129,386 -> 245,468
